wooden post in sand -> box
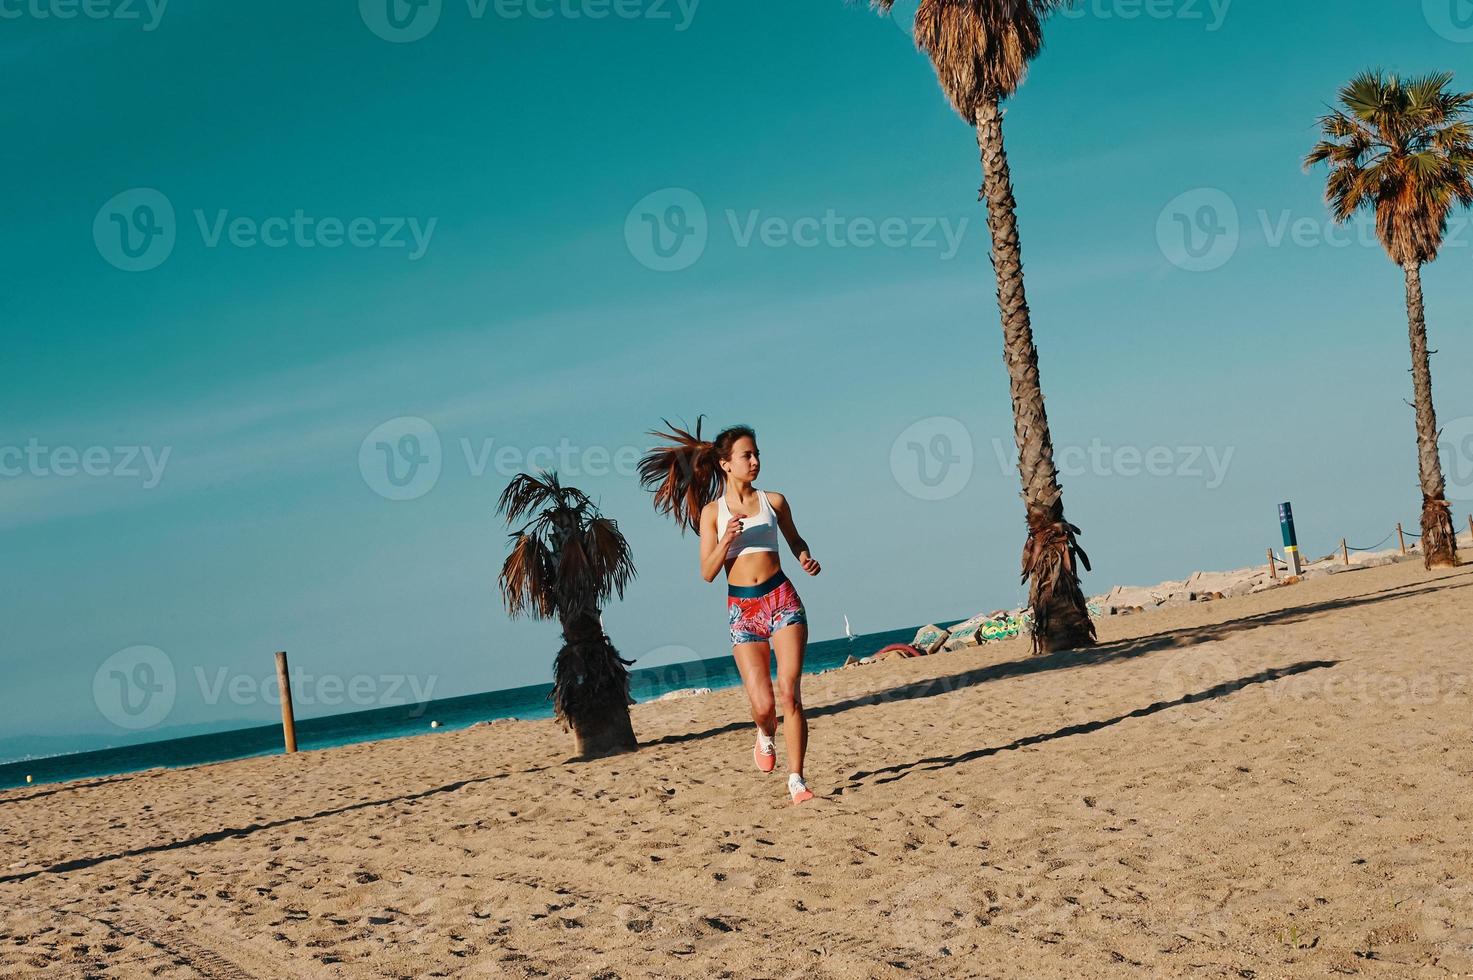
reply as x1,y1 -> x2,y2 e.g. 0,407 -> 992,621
275,651 -> 298,754
1397,522 -> 1407,556
1267,548 -> 1277,580
1341,538 -> 1350,566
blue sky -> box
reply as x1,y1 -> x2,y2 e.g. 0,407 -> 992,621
4,0 -> 1472,751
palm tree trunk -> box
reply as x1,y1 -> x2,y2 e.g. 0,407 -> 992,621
974,94 -> 1097,654
1403,261 -> 1458,569
553,610 -> 637,758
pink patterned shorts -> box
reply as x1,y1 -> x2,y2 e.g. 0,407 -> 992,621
727,570 -> 807,645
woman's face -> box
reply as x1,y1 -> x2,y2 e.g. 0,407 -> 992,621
722,436 -> 760,482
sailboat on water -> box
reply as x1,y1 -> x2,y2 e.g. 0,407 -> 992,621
843,614 -> 856,641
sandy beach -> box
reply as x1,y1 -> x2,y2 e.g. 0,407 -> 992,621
3,554 -> 1472,979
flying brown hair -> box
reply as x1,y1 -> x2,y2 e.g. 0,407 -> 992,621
638,417 -> 756,533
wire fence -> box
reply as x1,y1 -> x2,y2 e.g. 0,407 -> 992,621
1345,530 -> 1396,553
1266,516 -> 1472,569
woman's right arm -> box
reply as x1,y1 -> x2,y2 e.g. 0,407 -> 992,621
699,504 -> 737,583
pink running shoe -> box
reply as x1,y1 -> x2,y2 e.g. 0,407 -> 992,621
787,773 -> 814,804
754,734 -> 777,773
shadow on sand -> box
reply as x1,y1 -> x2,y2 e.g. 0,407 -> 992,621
0,765 -> 551,886
5,565 -> 1462,886
831,658 -> 1338,793
0,774 -> 138,807
642,566 -> 1471,750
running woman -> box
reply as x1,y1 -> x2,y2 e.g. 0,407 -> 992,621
640,420 -> 822,804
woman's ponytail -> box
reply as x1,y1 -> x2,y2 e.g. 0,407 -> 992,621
638,416 -> 723,533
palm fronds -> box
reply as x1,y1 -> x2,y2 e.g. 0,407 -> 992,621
585,516 -> 636,600
871,0 -> 1069,115
499,532 -> 556,619
1306,70 -> 1473,265
495,470 -> 636,623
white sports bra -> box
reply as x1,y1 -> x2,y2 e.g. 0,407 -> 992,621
716,490 -> 780,560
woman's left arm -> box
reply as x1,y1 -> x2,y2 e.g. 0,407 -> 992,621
769,492 -> 820,576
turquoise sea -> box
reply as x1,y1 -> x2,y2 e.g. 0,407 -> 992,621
0,625 -> 931,791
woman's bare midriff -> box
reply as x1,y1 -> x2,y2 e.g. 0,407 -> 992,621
725,551 -> 782,587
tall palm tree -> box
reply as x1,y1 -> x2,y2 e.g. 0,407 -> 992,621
1307,71 -> 1473,570
497,471 -> 639,757
872,0 -> 1094,654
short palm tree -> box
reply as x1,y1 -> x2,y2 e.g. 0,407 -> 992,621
1306,70 -> 1473,569
497,472 -> 639,757
871,0 -> 1095,654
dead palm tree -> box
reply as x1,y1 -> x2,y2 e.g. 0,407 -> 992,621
871,0 -> 1095,654
1306,70 -> 1473,570
497,471 -> 639,757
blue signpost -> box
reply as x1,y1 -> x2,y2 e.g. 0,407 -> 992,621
1279,501 -> 1303,576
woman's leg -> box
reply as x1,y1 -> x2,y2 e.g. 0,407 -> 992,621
770,623 -> 808,778
731,641 -> 777,738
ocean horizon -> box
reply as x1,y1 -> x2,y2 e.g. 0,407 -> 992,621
0,623 -> 937,791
